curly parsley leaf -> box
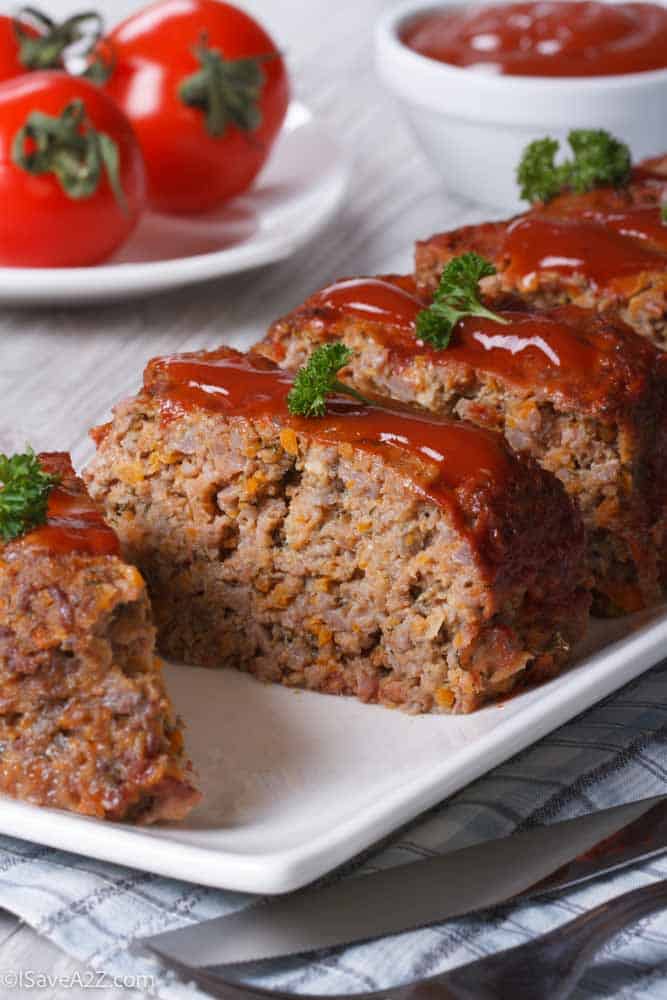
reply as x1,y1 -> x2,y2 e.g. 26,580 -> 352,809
0,448 -> 59,542
287,343 -> 369,418
517,137 -> 567,205
518,129 -> 632,204
416,252 -> 508,350
567,129 -> 632,193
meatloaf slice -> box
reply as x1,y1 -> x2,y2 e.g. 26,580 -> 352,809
415,158 -> 667,349
259,277 -> 667,616
0,453 -> 200,823
86,348 -> 589,715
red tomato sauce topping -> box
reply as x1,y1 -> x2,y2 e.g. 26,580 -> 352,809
143,347 -> 514,514
503,205 -> 667,291
401,1 -> 667,77
308,277 -> 424,330
291,277 -> 656,417
20,453 -> 120,556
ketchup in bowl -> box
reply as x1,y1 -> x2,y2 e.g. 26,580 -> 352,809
401,1 -> 667,77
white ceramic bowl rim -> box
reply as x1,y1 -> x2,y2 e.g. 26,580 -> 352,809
379,0 -> 667,93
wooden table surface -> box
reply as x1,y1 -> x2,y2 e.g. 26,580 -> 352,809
0,0 -> 479,994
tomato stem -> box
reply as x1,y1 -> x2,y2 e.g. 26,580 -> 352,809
12,99 -> 127,211
13,6 -> 105,72
179,37 -> 273,138
81,38 -> 116,86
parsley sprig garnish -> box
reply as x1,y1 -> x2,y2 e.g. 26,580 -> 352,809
287,343 -> 369,418
0,448 -> 59,542
517,129 -> 632,204
416,252 -> 508,350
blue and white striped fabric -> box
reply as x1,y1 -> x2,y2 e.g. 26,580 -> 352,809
1,662 -> 667,998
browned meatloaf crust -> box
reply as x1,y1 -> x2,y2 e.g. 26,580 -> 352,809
0,453 -> 200,823
415,157 -> 667,349
85,348 -> 589,715
259,277 -> 667,616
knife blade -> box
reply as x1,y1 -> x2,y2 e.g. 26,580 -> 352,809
143,793 -> 667,968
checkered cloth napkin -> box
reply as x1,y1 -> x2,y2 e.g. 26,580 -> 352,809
1,662 -> 667,999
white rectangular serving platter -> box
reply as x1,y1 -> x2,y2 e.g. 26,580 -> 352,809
1,605 -> 666,895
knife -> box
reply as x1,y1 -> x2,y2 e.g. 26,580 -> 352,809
143,793 -> 667,968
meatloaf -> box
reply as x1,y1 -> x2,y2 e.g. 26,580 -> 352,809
259,277 -> 667,616
415,156 -> 667,349
85,347 -> 589,715
0,453 -> 199,822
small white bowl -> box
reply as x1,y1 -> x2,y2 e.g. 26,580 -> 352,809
375,0 -> 667,211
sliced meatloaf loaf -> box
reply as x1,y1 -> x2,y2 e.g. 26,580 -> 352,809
86,348 -> 589,715
415,157 -> 667,349
0,453 -> 199,822
259,277 -> 667,616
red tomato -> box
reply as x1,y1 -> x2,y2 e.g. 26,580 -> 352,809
0,73 -> 146,267
0,15 -> 35,82
105,0 -> 289,214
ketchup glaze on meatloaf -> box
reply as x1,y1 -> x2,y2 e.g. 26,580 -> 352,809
144,345 -> 523,528
86,346 -> 589,714
263,275 -> 665,429
17,452 -> 121,556
260,276 -> 667,616
415,157 -> 667,348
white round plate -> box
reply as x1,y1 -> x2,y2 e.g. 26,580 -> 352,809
0,102 -> 349,306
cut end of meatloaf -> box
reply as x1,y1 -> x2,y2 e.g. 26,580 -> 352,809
0,453 -> 200,823
414,158 -> 667,350
259,278 -> 667,616
85,349 -> 589,715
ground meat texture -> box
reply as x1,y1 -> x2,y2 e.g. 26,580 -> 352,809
0,454 -> 200,823
85,348 -> 589,715
415,157 -> 667,350
259,281 -> 667,617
